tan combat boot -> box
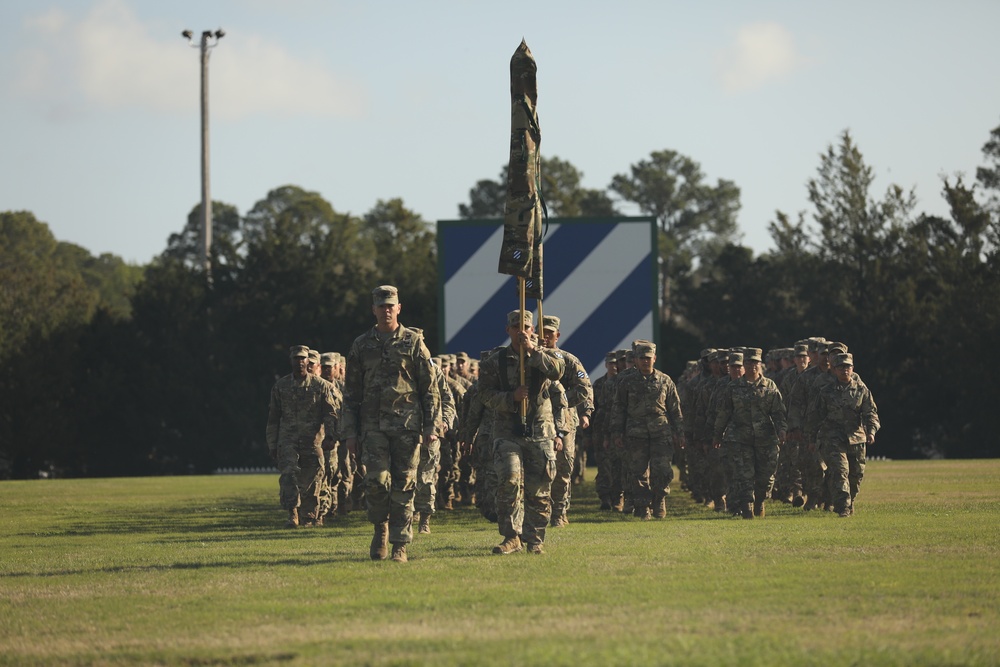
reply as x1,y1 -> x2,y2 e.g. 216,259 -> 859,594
390,543 -> 408,563
753,501 -> 765,518
418,512 -> 431,534
653,497 -> 667,519
526,542 -> 545,555
370,521 -> 389,560
741,503 -> 754,519
285,508 -> 299,528
492,535 -> 522,555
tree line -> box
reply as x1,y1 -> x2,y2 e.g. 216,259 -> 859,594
1,123 -> 998,478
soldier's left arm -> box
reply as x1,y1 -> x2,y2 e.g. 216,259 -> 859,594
410,337 -> 440,440
862,387 -> 880,442
769,381 -> 787,441
528,346 -> 565,381
665,376 -> 685,439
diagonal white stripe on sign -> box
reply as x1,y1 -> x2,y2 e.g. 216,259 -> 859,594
444,225 -> 511,341
543,223 -> 651,339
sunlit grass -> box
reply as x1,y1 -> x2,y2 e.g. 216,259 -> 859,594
1,460 -> 998,666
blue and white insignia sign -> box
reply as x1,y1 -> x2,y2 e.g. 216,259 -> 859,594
437,217 -> 658,379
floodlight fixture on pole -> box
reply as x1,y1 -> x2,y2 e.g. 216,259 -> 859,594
182,28 -> 224,282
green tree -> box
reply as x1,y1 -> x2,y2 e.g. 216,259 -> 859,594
362,198 -> 439,344
458,156 -> 618,219
608,150 -> 741,324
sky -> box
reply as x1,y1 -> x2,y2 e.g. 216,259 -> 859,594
2,0 -> 999,265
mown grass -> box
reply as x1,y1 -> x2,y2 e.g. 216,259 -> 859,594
1,460 -> 998,666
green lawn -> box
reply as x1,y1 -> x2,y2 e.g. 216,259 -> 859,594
1,460 -> 998,666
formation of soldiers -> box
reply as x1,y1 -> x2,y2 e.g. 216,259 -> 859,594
265,285 -> 879,562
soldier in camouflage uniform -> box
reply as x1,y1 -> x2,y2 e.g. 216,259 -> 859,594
711,350 -> 747,514
775,343 -> 811,506
265,345 -> 341,528
540,315 -> 594,527
592,351 -> 619,510
610,341 -> 684,519
786,338 -> 829,511
680,349 -> 712,503
712,347 -> 787,519
478,310 -> 566,555
317,352 -> 345,524
413,354 -> 452,535
459,347 -> 504,523
806,352 -> 879,516
689,349 -> 727,505
342,286 -> 439,563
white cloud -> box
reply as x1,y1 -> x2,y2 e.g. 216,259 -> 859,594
715,22 -> 804,93
13,0 -> 366,120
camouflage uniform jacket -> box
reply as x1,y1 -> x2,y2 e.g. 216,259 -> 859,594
805,374 -> 879,445
341,324 -> 438,439
478,344 -> 566,440
779,368 -> 807,409
551,347 -> 594,431
590,374 -> 611,439
713,375 -> 787,447
266,373 -> 341,454
433,365 -> 457,437
691,375 -> 724,443
786,366 -> 822,433
610,369 -> 684,441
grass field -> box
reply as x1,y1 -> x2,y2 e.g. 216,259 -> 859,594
1,460 -> 998,666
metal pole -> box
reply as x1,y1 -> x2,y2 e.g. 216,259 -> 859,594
199,32 -> 212,282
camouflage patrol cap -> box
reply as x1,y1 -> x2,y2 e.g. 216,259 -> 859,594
794,344 -> 809,357
710,350 -> 728,363
744,347 -> 763,363
541,315 -> 561,331
728,351 -> 744,366
615,349 -> 629,363
625,350 -> 636,362
605,351 -> 617,363
455,351 -> 469,361
832,352 -> 854,367
320,352 -> 337,367
826,341 -> 849,355
372,285 -> 399,306
632,339 -> 654,351
507,310 -> 534,328
307,349 -> 321,364
700,348 -> 716,359
634,341 -> 656,358
289,345 -> 309,359
685,360 -> 699,370
808,338 -> 827,353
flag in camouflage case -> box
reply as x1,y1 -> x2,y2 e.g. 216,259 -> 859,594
498,39 -> 543,285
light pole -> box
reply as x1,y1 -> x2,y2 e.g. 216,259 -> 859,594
182,28 -> 224,281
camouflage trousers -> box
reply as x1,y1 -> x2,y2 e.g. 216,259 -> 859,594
595,440 -> 626,505
573,428 -> 591,483
625,435 -> 675,513
773,440 -> 803,501
820,440 -> 866,513
414,435 -> 440,516
360,430 -> 420,545
551,429 -> 577,518
494,435 -> 555,547
800,442 -> 827,506
686,443 -> 709,501
277,441 -> 323,518
317,444 -> 341,517
437,437 -> 460,507
728,441 -> 779,507
336,447 -> 357,514
473,431 -> 498,522
706,444 -> 728,504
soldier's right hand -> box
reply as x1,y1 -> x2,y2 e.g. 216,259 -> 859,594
513,385 -> 529,402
